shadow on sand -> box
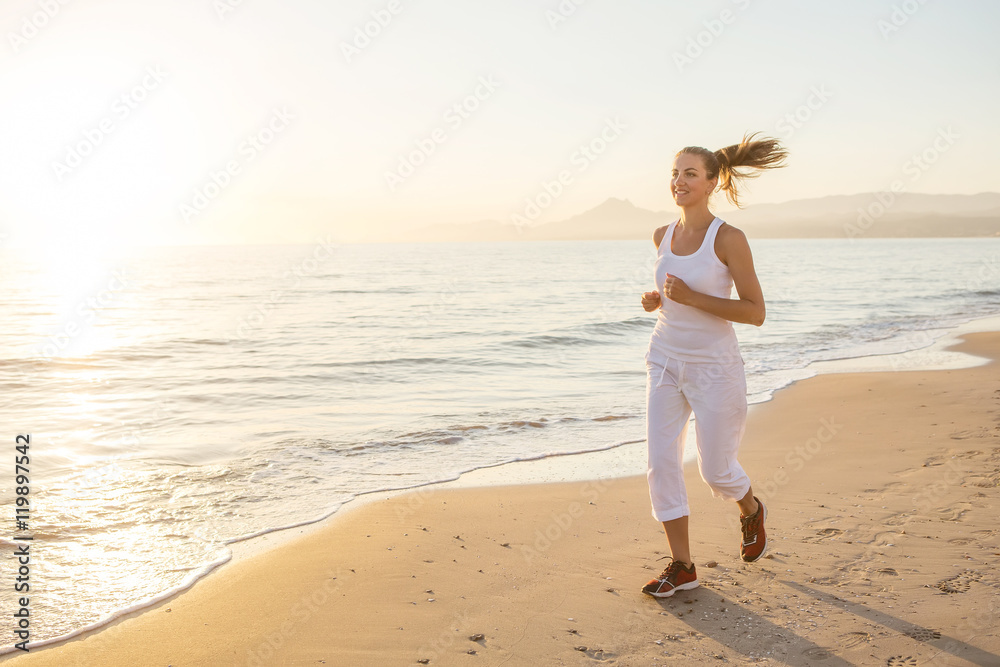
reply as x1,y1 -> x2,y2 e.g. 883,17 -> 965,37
648,579 -> 998,666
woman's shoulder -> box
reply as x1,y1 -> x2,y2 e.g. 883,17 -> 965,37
652,224 -> 669,248
716,220 -> 748,244
714,220 -> 751,265
652,221 -> 675,248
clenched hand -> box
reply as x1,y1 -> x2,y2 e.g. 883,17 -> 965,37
641,290 -> 661,312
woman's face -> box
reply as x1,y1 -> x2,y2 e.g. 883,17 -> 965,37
671,153 -> 717,207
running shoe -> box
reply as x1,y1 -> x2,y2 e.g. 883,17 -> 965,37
641,559 -> 699,598
740,496 -> 767,562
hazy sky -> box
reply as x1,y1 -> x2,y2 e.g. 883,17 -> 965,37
0,0 -> 996,247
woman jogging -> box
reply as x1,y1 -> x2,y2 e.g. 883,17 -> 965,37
639,132 -> 787,598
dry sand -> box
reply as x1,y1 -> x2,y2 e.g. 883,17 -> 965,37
6,332 -> 1000,666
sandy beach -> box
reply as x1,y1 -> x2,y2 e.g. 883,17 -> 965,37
6,331 -> 1000,666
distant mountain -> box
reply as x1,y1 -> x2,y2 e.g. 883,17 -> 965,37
400,198 -> 667,242
400,193 -> 1000,241
524,197 -> 667,241
726,192 -> 1000,238
728,192 -> 1000,224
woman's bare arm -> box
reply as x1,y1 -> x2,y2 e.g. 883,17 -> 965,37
641,226 -> 668,311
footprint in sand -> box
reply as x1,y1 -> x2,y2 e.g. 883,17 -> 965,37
805,528 -> 843,542
937,577 -> 971,594
874,567 -> 899,577
966,474 -> 999,488
948,537 -> 974,546
574,647 -> 616,662
931,505 -> 970,522
802,646 -> 834,660
904,627 -> 942,642
886,657 -> 918,667
949,427 -> 985,440
974,571 -> 1000,590
839,632 -> 872,649
935,569 -> 982,594
882,512 -> 911,527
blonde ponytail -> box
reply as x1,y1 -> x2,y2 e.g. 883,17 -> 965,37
678,132 -> 788,208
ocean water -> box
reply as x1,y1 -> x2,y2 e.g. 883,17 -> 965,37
1,236 -> 999,649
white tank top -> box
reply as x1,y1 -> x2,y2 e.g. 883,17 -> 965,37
648,216 -> 743,364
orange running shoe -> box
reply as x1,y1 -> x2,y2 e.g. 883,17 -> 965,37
740,496 -> 767,562
641,559 -> 699,598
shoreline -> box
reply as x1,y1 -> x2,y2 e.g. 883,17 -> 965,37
226,310 -> 1000,565
4,316 -> 1000,664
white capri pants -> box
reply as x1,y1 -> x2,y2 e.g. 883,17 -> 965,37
645,346 -> 751,522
